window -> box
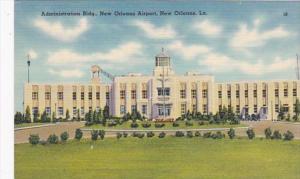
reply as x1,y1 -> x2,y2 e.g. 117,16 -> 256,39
81,92 -> 84,100
254,105 -> 257,113
120,90 -> 125,99
32,92 -> 38,100
203,104 -> 207,114
80,107 -> 84,115
245,90 -> 248,98
236,105 -> 240,114
72,92 -> 77,100
275,104 -> 279,112
45,107 -> 51,116
142,105 -> 147,114
227,90 -> 231,98
131,105 -> 137,113
191,90 -> 197,98
181,103 -> 186,115
293,89 -> 297,97
202,90 -> 207,98
96,92 -> 100,100
45,92 -> 51,100
180,90 -> 186,99
32,107 -> 39,117
120,105 -> 126,115
158,104 -> 171,116
284,89 -> 288,97
88,92 -> 92,100
253,90 -> 257,98
131,90 -> 136,99
192,104 -> 197,112
218,91 -> 222,98
142,90 -> 147,99
236,90 -> 240,98
89,106 -> 92,112
58,107 -> 63,116
57,92 -> 63,100
73,107 -> 77,116
262,90 -> 266,98
106,92 -> 109,100
157,88 -> 170,96
275,89 -> 279,97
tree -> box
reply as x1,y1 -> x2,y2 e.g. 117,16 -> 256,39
28,134 -> 40,145
66,109 -> 70,120
77,109 -> 80,121
103,105 -> 109,120
98,130 -> 105,140
14,112 -> 23,124
264,127 -> 272,139
246,128 -> 255,140
52,111 -> 56,122
75,129 -> 83,140
295,99 -> 300,121
41,110 -> 50,123
25,106 -> 31,123
33,111 -> 40,123
272,130 -> 282,140
47,134 -> 59,144
91,130 -> 99,141
60,131 -> 69,142
277,105 -> 285,121
283,130 -> 294,141
227,128 -> 235,139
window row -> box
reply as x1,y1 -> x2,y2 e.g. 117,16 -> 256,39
218,89 -> 297,99
32,92 -> 109,100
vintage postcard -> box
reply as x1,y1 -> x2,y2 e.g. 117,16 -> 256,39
9,0 -> 300,178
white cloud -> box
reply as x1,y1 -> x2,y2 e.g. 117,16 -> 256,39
200,53 -> 294,75
49,69 -> 84,78
131,20 -> 176,39
230,19 -> 291,50
28,49 -> 38,60
167,40 -> 211,60
34,18 -> 89,42
194,20 -> 222,37
47,42 -> 143,65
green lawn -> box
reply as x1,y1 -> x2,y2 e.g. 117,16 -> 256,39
14,123 -> 52,128
83,121 -> 246,130
15,137 -> 300,179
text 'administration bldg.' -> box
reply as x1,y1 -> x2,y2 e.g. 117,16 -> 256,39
24,49 -> 300,121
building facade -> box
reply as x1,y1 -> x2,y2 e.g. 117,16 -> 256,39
24,50 -> 300,121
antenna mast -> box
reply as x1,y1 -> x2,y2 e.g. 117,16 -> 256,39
297,54 -> 299,80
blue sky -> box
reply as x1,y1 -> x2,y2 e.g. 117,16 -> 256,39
15,0 -> 300,111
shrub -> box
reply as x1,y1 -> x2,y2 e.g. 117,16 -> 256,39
214,131 -> 225,139
131,122 -> 139,128
75,129 -> 83,140
47,134 -> 59,144
195,131 -> 201,137
246,128 -> 255,140
91,130 -> 99,141
142,123 -> 151,128
28,134 -> 40,145
39,140 -> 47,146
123,132 -> 128,138
85,121 -> 93,126
199,121 -> 205,126
147,131 -> 155,138
155,123 -> 165,128
172,122 -> 180,127
203,132 -> 212,138
175,131 -> 185,137
107,120 -> 118,127
283,130 -> 294,141
158,132 -> 166,138
272,130 -> 282,140
264,127 -> 272,139
116,132 -> 122,139
60,131 -> 69,142
185,121 -> 193,126
98,130 -> 105,140
137,133 -> 145,139
186,131 -> 193,138
227,128 -> 235,139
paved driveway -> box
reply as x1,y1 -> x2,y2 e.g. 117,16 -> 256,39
14,122 -> 85,144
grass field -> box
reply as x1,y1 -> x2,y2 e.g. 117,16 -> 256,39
83,121 -> 246,130
14,122 -> 52,128
15,137 -> 300,179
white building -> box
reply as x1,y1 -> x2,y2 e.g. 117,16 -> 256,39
24,49 -> 300,121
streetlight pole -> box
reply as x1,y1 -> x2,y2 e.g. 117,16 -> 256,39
27,54 -> 31,83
